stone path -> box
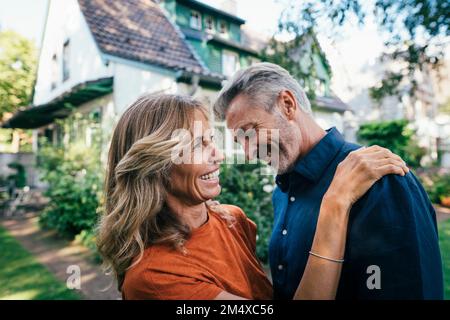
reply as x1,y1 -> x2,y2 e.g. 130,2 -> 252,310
435,205 -> 450,223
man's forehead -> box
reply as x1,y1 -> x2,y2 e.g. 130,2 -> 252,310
226,107 -> 258,131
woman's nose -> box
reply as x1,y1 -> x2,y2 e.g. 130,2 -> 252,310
211,143 -> 224,164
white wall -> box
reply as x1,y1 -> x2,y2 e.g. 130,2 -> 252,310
33,0 -> 113,106
112,62 -> 178,115
314,110 -> 344,132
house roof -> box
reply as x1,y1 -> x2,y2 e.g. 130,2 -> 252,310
2,78 -> 113,129
77,0 -> 211,75
313,95 -> 351,113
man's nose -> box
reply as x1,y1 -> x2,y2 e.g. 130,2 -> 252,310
245,141 -> 258,162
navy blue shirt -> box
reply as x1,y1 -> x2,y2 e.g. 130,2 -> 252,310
270,127 -> 443,299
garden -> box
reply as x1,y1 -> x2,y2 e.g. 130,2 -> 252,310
3,115 -> 447,299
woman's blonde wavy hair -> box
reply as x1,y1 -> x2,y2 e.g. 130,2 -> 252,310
97,93 -> 232,290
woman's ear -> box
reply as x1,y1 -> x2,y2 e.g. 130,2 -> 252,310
278,90 -> 297,120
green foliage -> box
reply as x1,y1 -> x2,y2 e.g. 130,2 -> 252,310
216,162 -> 274,263
277,0 -> 448,103
369,72 -> 403,102
422,173 -> 450,204
75,229 -> 101,263
0,30 -> 37,118
37,115 -> 103,239
7,162 -> 26,188
37,141 -> 102,238
357,119 -> 426,168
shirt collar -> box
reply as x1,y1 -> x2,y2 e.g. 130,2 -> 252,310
275,127 -> 345,192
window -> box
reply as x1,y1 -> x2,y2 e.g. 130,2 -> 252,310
62,39 -> 70,82
315,79 -> 326,96
205,15 -> 214,32
51,54 -> 58,90
218,20 -> 228,35
222,50 -> 240,78
190,10 -> 202,30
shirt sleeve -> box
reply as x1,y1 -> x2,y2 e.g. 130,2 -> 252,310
338,172 -> 444,299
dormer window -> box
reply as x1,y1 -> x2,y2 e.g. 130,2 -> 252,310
218,20 -> 228,35
190,10 -> 202,30
205,16 -> 214,32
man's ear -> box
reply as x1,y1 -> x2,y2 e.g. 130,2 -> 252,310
277,90 -> 297,120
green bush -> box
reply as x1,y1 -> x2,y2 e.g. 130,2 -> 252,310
423,174 -> 450,204
357,119 -> 426,168
216,162 -> 274,264
37,141 -> 102,238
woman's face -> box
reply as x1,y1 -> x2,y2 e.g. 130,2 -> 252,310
168,110 -> 224,205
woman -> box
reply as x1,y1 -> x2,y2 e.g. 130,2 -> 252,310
97,93 -> 409,300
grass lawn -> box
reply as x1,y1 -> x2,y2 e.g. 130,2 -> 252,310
439,218 -> 450,300
0,225 -> 81,300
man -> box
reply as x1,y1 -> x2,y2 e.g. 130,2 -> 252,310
213,62 -> 443,299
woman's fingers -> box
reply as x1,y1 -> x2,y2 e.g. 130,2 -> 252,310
376,164 -> 406,177
369,157 -> 409,175
355,146 -> 409,174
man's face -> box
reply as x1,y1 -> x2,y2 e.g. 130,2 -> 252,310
225,93 -> 301,174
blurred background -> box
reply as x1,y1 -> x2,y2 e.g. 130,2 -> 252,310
0,0 -> 449,300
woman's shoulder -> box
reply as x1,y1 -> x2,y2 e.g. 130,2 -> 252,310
214,204 -> 257,238
216,204 -> 247,219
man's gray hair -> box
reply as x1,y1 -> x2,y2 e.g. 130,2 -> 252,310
213,62 -> 311,119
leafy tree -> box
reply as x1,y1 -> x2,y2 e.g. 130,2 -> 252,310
275,0 -> 449,102
0,30 -> 37,118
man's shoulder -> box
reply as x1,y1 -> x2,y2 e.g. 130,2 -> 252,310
339,140 -> 362,157
351,170 -> 434,228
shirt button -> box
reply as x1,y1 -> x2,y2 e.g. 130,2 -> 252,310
282,229 -> 287,236
278,264 -> 284,270
290,196 -> 296,202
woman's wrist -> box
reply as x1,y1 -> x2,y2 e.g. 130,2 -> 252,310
322,191 -> 351,215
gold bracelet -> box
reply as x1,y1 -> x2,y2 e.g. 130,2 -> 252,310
309,251 -> 344,263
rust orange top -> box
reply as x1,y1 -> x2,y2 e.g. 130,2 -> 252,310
122,205 -> 273,300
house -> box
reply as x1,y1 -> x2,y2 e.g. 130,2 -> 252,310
341,50 -> 450,167
285,33 -> 355,141
2,0 -> 354,184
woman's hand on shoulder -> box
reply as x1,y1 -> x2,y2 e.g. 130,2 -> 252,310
324,145 -> 409,210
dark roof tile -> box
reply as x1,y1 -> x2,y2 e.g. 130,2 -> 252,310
78,0 -> 208,75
